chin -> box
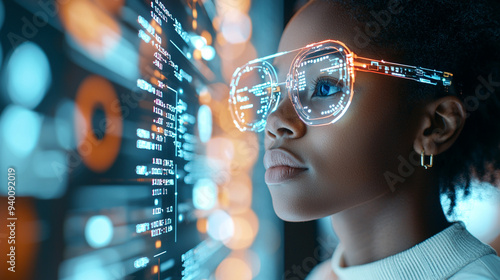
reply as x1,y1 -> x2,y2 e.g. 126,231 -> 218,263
271,199 -> 327,222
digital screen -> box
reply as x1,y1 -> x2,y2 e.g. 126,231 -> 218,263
0,0 -> 284,279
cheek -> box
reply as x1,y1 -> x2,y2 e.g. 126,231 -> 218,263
304,84 -> 412,213
266,77 -> 416,221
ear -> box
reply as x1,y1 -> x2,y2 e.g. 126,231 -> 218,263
413,96 -> 466,156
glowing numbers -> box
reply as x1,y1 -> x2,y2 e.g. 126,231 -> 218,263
134,257 -> 150,268
139,30 -> 151,43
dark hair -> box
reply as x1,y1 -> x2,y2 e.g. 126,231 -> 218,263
323,0 -> 500,214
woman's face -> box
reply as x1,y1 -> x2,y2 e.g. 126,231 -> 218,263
264,1 -> 419,221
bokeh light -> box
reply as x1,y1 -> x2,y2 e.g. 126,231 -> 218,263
206,137 -> 234,171
5,42 -> 51,109
193,178 -> 218,210
215,257 -> 252,280
196,218 -> 208,233
215,0 -> 251,15
225,175 -> 252,213
55,99 -> 77,150
197,104 -> 212,143
191,35 -> 207,49
207,210 -> 234,242
85,215 -> 114,248
219,42 -> 257,83
229,250 -> 262,278
230,135 -> 259,172
201,30 -> 213,45
1,105 -> 42,158
58,0 -> 121,58
93,0 -> 124,14
223,210 -> 259,250
201,45 -> 216,61
220,11 -> 252,44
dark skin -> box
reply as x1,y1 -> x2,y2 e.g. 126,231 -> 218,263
263,1 -> 467,278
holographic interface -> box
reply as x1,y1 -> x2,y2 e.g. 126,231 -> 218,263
229,40 -> 453,132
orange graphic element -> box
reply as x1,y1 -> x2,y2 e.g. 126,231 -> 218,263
0,197 -> 39,280
58,0 -> 122,57
74,76 -> 123,173
223,210 -> 259,250
151,20 -> 162,34
201,30 -> 213,45
93,0 -> 125,14
196,218 -> 208,233
215,257 -> 252,280
155,240 -> 161,248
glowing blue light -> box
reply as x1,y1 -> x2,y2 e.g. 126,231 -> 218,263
187,52 -> 192,59
138,30 -> 151,43
207,210 -> 234,241
221,11 -> 251,44
6,42 -> 51,109
179,88 -> 184,95
197,105 -> 212,143
85,215 -> 113,248
134,257 -> 150,269
193,178 -> 218,210
190,35 -> 207,50
178,214 -> 184,222
1,105 -> 42,158
154,199 -> 159,205
55,100 -> 76,149
201,45 -> 216,61
442,184 -> 500,243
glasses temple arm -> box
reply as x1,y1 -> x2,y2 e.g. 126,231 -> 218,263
351,55 -> 453,88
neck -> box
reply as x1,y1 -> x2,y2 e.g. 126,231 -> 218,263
331,178 -> 451,267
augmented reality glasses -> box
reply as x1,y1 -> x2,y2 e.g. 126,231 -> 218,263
228,40 -> 453,132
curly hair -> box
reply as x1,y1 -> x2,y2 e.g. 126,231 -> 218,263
320,0 -> 500,214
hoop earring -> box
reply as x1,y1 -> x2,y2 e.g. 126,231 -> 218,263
421,150 -> 433,169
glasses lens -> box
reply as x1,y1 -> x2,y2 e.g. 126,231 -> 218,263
290,45 -> 353,125
229,61 -> 278,132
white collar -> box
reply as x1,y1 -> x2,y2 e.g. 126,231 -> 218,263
331,222 -> 496,280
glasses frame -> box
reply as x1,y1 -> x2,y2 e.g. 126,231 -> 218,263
229,39 -> 453,132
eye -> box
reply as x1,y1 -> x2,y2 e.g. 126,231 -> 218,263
312,77 -> 343,97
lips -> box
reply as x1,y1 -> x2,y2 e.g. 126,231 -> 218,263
263,149 -> 308,184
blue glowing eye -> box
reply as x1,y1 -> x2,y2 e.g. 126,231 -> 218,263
314,78 -> 342,97
320,84 -> 331,96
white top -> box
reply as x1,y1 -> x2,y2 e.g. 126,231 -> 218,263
331,222 -> 500,280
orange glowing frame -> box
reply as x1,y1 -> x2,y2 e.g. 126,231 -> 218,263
229,40 -> 453,132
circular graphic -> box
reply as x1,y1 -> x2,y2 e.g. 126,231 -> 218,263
5,42 -> 51,109
85,215 -> 113,248
74,76 -> 122,173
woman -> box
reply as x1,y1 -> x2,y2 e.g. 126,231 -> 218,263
229,0 -> 500,279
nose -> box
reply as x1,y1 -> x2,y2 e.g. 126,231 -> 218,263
265,93 -> 306,141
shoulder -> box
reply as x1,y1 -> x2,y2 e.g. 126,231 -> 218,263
306,259 -> 337,280
449,254 -> 500,280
